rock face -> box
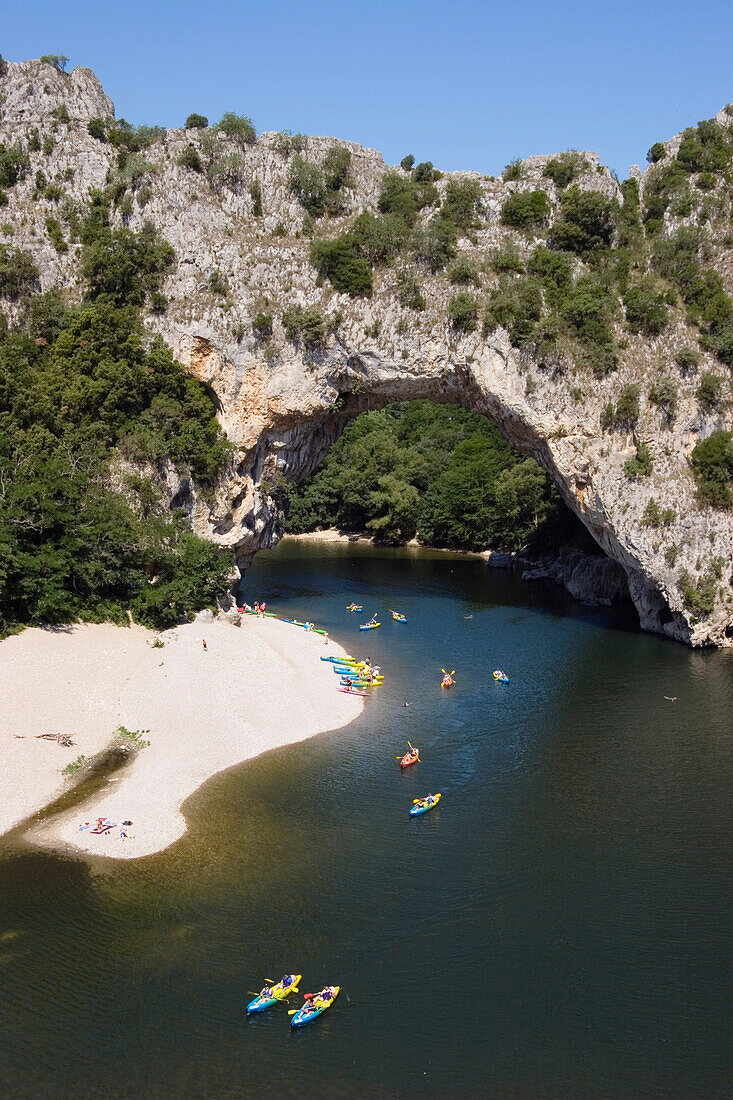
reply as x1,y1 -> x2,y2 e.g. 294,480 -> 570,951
2,59 -> 733,645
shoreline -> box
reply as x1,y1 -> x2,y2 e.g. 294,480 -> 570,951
281,529 -> 493,560
1,617 -> 362,860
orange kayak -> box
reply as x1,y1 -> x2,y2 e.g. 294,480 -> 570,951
400,752 -> 419,769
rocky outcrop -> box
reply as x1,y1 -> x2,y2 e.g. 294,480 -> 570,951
2,59 -> 733,645
520,547 -> 631,606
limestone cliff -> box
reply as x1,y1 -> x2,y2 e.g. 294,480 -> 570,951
2,58 -> 733,645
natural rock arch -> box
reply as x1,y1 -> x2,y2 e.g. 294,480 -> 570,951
176,332 -> 696,644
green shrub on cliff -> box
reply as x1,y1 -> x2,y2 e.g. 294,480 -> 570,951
550,185 -> 617,256
448,292 -> 478,333
500,190 -> 551,231
690,430 -> 733,507
310,235 -> 373,298
543,151 -> 588,190
0,245 -> 39,298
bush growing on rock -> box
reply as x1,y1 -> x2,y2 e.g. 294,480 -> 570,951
623,276 -> 669,336
395,268 -> 426,310
87,117 -> 107,142
40,54 -> 69,71
411,217 -> 457,271
282,305 -> 328,349
502,159 -> 524,181
601,384 -> 640,430
322,146 -> 351,192
542,151 -> 588,189
647,142 -> 666,163
676,345 -> 701,372
448,292 -> 479,333
413,160 -> 439,183
483,274 -> 542,347
177,145 -> 203,172
690,430 -> 733,506
697,371 -> 724,412
310,235 -> 373,298
0,245 -> 39,299
349,212 -> 408,266
491,246 -> 524,274
378,171 -> 438,224
215,111 -> 256,145
252,312 -> 273,340
624,440 -> 654,480
550,185 -> 616,256
0,143 -> 30,188
448,255 -> 480,285
678,562 -> 724,617
441,178 -> 482,232
500,190 -> 551,231
81,214 -> 173,308
400,155 -> 415,171
185,113 -> 208,130
648,375 -> 678,423
248,178 -> 263,216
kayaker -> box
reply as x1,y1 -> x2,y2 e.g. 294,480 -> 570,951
282,974 -> 294,988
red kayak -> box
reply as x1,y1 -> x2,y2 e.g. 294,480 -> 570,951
339,687 -> 370,697
400,751 -> 419,769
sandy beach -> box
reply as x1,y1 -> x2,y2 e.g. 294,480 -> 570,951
0,616 -> 362,859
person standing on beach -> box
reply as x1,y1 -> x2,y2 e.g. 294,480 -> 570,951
202,639 -> 208,651
324,632 -> 329,646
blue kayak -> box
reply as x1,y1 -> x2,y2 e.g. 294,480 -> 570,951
321,656 -> 357,664
410,793 -> 442,816
291,986 -> 340,1027
246,974 -> 301,1014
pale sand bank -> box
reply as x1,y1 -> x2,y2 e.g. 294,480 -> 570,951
1,617 -> 362,859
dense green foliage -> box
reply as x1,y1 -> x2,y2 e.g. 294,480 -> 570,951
0,293 -> 232,633
690,430 -> 733,506
288,148 -> 351,217
310,235 -> 373,297
0,245 -> 39,298
448,292 -> 478,332
185,113 -> 208,130
0,196 -> 233,634
542,152 -> 588,190
215,112 -> 256,145
287,401 -> 558,548
500,190 -> 551,231
550,186 -> 617,256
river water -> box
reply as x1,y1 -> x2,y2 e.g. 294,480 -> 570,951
0,542 -> 730,1099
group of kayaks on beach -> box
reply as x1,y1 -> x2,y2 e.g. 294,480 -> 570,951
246,974 -> 340,1027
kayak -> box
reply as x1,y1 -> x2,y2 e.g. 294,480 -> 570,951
359,623 -> 380,630
243,609 -> 277,618
291,986 -> 340,1027
346,605 -> 363,612
282,619 -> 327,635
339,687 -> 370,696
493,670 -> 509,682
400,752 -> 419,769
321,656 -> 357,664
390,610 -> 407,622
441,678 -> 454,689
410,793 -> 441,816
246,974 -> 302,1014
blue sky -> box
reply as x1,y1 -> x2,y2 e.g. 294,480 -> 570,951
3,0 -> 732,176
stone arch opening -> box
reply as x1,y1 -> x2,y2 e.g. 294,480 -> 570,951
187,342 -> 699,645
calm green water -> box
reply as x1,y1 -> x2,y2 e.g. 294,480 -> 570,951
1,543 -> 730,1099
